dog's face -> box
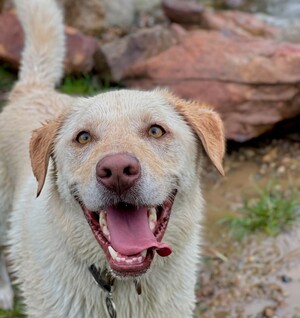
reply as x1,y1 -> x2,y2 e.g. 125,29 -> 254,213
29,89 -> 224,277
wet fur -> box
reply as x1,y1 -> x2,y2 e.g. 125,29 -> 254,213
0,0 -> 225,317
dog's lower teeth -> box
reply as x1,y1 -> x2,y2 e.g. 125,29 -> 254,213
108,246 -> 147,264
108,246 -> 118,260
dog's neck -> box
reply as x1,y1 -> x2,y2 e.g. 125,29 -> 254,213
88,264 -> 142,318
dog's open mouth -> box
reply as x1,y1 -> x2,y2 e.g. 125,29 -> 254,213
80,191 -> 177,276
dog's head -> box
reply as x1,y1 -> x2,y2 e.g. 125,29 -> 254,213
29,89 -> 224,276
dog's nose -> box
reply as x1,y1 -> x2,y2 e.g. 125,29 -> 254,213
96,153 -> 141,195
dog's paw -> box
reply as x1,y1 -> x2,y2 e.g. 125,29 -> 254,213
0,284 -> 14,310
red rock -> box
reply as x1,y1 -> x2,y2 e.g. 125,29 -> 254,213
94,25 -> 182,81
64,26 -> 98,74
200,9 -> 279,38
162,0 -> 204,25
162,0 -> 278,39
0,10 -> 23,67
124,30 -> 300,141
0,11 -> 98,74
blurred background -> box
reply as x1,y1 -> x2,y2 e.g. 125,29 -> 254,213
0,0 -> 300,317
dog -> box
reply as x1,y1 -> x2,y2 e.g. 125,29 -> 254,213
0,0 -> 225,316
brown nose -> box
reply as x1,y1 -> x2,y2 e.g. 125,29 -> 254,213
96,153 -> 141,195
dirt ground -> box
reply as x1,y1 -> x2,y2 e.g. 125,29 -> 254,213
198,130 -> 300,318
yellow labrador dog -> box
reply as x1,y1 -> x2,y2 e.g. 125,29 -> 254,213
0,0 -> 225,316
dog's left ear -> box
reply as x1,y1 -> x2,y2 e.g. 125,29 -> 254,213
165,93 -> 225,176
30,116 -> 64,197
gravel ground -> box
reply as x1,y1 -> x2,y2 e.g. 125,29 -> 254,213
198,132 -> 300,318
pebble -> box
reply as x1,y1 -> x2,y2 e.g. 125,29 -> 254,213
277,166 -> 286,174
263,306 -> 276,317
262,148 -> 278,163
245,149 -> 256,158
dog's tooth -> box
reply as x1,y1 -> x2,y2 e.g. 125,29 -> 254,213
137,256 -> 142,263
149,208 -> 157,222
103,225 -> 110,238
148,208 -> 157,232
149,221 -> 155,231
116,257 -> 122,262
141,250 -> 147,258
99,211 -> 106,228
125,259 -> 133,264
108,246 -> 117,260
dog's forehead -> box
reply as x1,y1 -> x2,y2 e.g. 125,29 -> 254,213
70,90 -> 179,124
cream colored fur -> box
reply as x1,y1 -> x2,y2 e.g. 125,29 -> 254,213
0,0 -> 224,317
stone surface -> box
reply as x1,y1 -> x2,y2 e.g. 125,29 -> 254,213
200,9 -> 279,38
0,0 -> 12,12
123,30 -> 300,141
0,10 -> 23,68
64,26 -> 98,74
162,0 -> 204,24
94,25 -> 184,81
163,0 -> 278,39
2,0 -> 158,37
58,0 -> 134,36
59,0 -> 106,36
101,0 -> 134,31
0,11 -> 98,74
2,0 -> 134,36
134,0 -> 161,13
0,0 -> 5,11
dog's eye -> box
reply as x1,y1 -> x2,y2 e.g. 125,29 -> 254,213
148,125 -> 166,138
76,131 -> 91,144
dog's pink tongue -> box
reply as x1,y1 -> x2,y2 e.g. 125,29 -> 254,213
106,206 -> 172,257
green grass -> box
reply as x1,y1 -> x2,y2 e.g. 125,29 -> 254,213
0,308 -> 25,318
59,74 -> 109,96
221,184 -> 300,239
0,64 -> 109,97
0,65 -> 17,91
0,65 -> 17,111
0,66 -> 112,111
0,296 -> 25,318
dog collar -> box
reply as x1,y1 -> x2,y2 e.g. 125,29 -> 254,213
89,264 -> 142,318
88,264 -> 143,318
89,264 -> 117,318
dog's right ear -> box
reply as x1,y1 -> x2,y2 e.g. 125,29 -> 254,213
164,91 -> 225,176
30,117 -> 64,197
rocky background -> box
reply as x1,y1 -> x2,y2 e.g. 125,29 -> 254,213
0,0 -> 300,143
1,1 -> 300,317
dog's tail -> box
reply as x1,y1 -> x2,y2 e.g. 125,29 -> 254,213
14,0 -> 65,88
